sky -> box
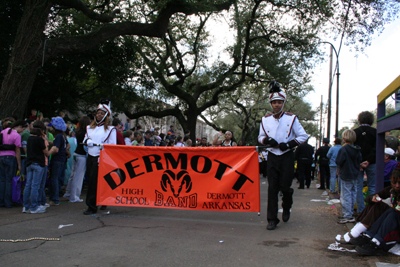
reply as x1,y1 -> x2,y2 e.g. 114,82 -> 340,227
307,17 -> 400,141
207,11 -> 400,143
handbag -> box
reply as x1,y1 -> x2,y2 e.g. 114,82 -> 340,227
12,171 -> 26,204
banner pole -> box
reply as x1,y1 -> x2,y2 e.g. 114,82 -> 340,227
256,145 -> 270,152
80,143 -> 104,149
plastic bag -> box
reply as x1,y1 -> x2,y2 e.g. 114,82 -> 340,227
12,171 -> 25,204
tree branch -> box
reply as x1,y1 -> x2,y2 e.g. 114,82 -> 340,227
46,0 -> 234,59
122,105 -> 185,122
199,114 -> 226,132
53,0 -> 120,23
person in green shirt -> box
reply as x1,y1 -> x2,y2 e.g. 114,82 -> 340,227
43,118 -> 55,163
19,121 -> 30,176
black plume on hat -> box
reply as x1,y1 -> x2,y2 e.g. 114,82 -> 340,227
99,97 -> 111,106
269,81 -> 281,93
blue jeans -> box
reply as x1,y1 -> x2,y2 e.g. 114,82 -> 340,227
23,163 -> 46,211
50,161 -> 64,203
59,162 -> 66,190
38,165 -> 48,205
356,163 -> 376,213
366,209 -> 400,250
341,179 -> 357,218
0,155 -> 17,207
21,157 -> 27,177
329,166 -> 340,192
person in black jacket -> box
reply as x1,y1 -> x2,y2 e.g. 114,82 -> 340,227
354,111 -> 377,214
315,138 -> 330,190
295,138 -> 314,189
336,129 -> 362,224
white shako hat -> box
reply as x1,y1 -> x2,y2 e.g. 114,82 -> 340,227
97,103 -> 111,117
269,81 -> 286,102
95,98 -> 112,125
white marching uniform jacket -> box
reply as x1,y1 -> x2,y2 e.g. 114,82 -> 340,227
84,125 -> 117,157
258,112 -> 308,156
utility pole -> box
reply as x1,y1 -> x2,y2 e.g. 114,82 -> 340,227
319,95 -> 323,149
327,46 -> 333,141
320,41 -> 340,138
335,53 -> 340,138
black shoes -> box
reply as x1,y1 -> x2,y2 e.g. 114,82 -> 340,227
350,233 -> 371,246
318,187 -> 326,190
83,208 -> 97,215
282,209 -> 290,222
356,241 -> 386,256
266,220 -> 280,230
266,209 -> 290,230
298,187 -> 304,189
84,206 -> 106,215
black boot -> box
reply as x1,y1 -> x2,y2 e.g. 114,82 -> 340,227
266,220 -> 280,230
83,208 -> 97,215
282,209 -> 290,222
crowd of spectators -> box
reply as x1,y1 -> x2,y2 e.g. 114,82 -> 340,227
0,108 -> 241,214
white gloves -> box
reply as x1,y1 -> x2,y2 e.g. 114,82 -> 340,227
87,140 -> 94,147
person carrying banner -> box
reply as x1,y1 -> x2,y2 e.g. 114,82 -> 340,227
83,100 -> 117,215
258,81 -> 308,230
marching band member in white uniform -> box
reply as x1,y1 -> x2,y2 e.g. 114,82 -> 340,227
258,81 -> 308,230
83,101 -> 117,215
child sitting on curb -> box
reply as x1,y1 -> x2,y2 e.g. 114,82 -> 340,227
336,168 -> 400,243
352,207 -> 400,256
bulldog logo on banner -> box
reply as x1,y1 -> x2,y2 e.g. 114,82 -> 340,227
97,146 -> 260,212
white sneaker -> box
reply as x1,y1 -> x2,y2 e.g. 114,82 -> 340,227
22,207 -> 30,213
30,207 -> 46,214
70,199 -> 83,203
38,205 -> 47,210
44,203 -> 50,208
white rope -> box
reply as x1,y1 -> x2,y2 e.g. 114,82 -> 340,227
0,237 -> 60,243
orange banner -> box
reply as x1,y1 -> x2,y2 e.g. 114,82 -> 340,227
97,145 -> 260,212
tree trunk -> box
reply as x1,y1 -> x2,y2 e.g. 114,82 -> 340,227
0,0 -> 51,119
186,111 -> 199,147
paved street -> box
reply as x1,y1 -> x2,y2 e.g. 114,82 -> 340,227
0,176 -> 390,266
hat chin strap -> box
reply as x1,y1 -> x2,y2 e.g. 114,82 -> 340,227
95,112 -> 108,125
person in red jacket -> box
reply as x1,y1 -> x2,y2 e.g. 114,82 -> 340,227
112,118 -> 125,145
